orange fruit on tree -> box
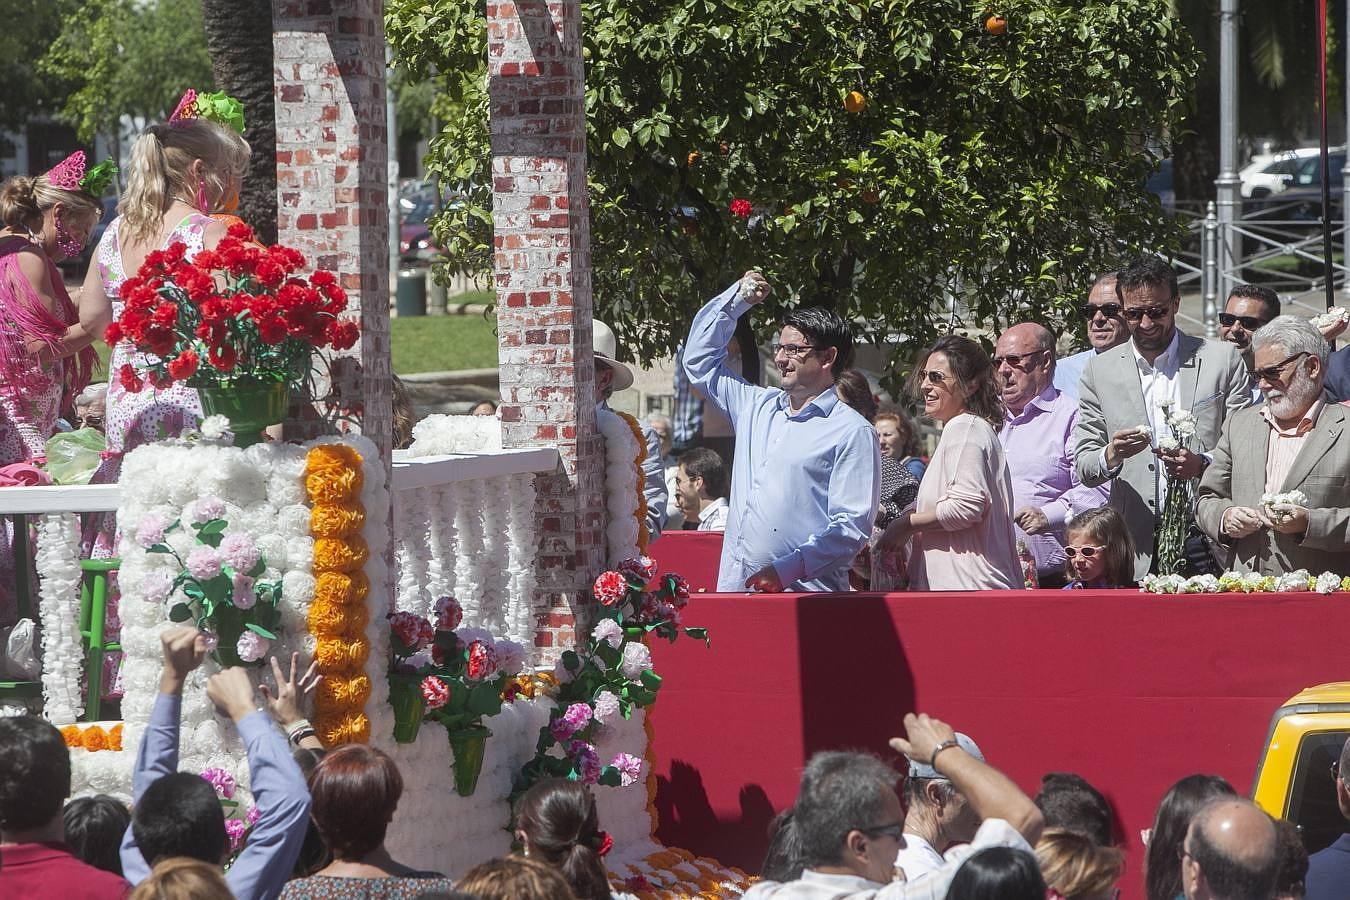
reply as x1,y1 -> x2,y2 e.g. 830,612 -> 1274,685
844,90 -> 867,114
861,189 -> 880,204
718,141 -> 730,155
985,14 -> 1007,35
687,151 -> 700,167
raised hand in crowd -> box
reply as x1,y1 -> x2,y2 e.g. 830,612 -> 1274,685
260,652 -> 324,751
206,667 -> 259,724
891,712 -> 1043,844
158,626 -> 209,696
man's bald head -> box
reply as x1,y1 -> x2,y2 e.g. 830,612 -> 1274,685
994,322 -> 1056,415
1182,799 -> 1279,900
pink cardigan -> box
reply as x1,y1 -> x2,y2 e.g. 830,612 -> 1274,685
908,413 -> 1022,590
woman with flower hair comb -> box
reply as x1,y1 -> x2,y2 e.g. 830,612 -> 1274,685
0,150 -> 112,623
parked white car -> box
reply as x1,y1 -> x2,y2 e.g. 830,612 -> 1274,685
1241,147 -> 1345,198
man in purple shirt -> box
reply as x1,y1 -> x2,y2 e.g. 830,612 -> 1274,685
120,626 -> 311,900
995,323 -> 1110,586
0,717 -> 131,899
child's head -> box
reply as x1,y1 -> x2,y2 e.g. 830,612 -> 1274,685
1063,507 -> 1135,587
132,771 -> 228,866
63,794 -> 132,876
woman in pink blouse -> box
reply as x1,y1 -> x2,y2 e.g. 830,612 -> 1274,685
878,335 -> 1022,590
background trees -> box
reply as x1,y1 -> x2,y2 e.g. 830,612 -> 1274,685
389,0 -> 1197,368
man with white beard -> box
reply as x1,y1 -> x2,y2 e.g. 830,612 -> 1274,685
1196,316 -> 1350,575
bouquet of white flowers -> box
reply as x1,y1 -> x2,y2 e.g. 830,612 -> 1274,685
1154,400 -> 1199,576
1260,489 -> 1309,526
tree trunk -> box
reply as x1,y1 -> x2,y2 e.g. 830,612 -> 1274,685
200,0 -> 277,244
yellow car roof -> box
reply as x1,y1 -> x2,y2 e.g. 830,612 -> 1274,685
1282,682 -> 1350,707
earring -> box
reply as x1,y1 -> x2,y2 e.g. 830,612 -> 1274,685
54,210 -> 82,257
195,177 -> 208,212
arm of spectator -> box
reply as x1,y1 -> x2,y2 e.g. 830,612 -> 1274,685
925,418 -> 991,531
120,626 -> 207,883
641,422 -> 669,541
671,344 -> 702,451
1043,409 -> 1111,527
1073,360 -> 1116,487
769,423 -> 880,587
1221,346 -> 1256,422
682,275 -> 769,426
1194,426 -> 1239,544
209,668 -> 312,900
890,712 -> 1043,845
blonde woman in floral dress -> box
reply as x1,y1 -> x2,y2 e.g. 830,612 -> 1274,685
78,112 -> 247,696
0,155 -> 103,624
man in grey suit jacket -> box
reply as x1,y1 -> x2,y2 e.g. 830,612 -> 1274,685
1073,256 -> 1252,580
1196,316 -> 1350,575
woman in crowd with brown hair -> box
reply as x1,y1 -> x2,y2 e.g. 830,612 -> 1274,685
129,857 -> 234,900
878,335 -> 1020,590
456,856 -> 576,900
279,744 -> 457,899
515,778 -> 632,900
1034,829 -> 1124,900
874,407 -> 927,481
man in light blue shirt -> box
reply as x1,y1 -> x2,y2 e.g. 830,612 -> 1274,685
1054,272 -> 1129,400
683,271 -> 879,593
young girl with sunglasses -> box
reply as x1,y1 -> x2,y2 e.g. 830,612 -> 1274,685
1062,507 -> 1136,589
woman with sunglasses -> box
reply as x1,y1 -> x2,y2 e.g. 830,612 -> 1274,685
878,335 -> 1021,590
1061,507 -> 1136,589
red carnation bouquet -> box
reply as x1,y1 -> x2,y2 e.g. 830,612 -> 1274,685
106,222 -> 359,393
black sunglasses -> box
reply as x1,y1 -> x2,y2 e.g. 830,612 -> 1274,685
1122,304 -> 1173,322
858,822 -> 905,840
920,370 -> 951,385
992,349 -> 1049,370
1218,312 -> 1270,331
1080,303 -> 1122,320
1253,352 -> 1309,384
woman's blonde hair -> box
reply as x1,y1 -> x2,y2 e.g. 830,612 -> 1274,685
128,857 -> 234,900
120,118 -> 250,245
1036,828 -> 1124,900
456,855 -> 578,900
1063,506 -> 1136,588
0,173 -> 101,235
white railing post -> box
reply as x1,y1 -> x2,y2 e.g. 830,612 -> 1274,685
1203,202 -> 1220,338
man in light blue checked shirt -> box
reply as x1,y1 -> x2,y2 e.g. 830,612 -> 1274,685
683,271 -> 879,593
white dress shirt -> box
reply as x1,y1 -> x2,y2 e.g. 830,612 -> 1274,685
894,833 -> 945,883
696,496 -> 729,531
1097,331 -> 1183,509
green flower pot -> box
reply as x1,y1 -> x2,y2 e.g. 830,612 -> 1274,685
197,381 -> 289,448
389,677 -> 426,744
447,724 -> 492,797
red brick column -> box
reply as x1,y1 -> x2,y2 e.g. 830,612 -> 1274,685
488,0 -> 605,658
271,0 -> 392,463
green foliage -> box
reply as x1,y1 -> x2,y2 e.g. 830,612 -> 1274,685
0,1 -> 69,140
40,0 -> 214,143
387,0 -> 1197,368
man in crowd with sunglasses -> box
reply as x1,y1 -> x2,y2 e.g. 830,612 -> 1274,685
1054,272 -> 1131,401
1074,255 -> 1250,580
1196,316 -> 1350,575
742,713 -> 1042,900
683,271 -> 879,593
1217,284 -> 1280,404
995,322 -> 1109,587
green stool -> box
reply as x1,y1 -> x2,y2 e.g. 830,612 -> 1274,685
79,558 -> 122,721
0,513 -> 40,702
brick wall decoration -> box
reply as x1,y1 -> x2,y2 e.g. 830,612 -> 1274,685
488,0 -> 606,659
272,0 -> 396,607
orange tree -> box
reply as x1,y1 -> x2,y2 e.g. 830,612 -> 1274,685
387,0 -> 1196,366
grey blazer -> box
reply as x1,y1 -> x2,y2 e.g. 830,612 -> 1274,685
1073,333 -> 1251,579
1196,400 -> 1350,575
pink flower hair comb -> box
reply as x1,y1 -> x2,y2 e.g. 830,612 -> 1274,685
44,151 -> 87,191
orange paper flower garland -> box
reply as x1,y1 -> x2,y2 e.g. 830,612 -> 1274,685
60,723 -> 124,752
305,443 -> 372,746
618,411 -> 650,552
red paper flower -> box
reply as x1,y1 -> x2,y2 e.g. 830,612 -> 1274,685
593,571 -> 628,606
618,556 -> 658,583
663,573 -> 691,608
118,363 -> 143,394
434,595 -> 463,632
207,344 -> 238,371
729,198 -> 753,219
167,350 -> 199,381
389,611 -> 434,651
421,675 -> 450,710
466,640 -> 498,680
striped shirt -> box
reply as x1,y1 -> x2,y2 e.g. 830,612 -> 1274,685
1261,399 -> 1324,493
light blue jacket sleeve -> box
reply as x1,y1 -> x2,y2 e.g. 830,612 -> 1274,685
225,712 -> 313,900
770,421 -> 880,586
683,282 -> 771,425
120,691 -> 182,885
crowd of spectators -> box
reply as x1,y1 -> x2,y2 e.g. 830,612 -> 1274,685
6,625 -> 1347,900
